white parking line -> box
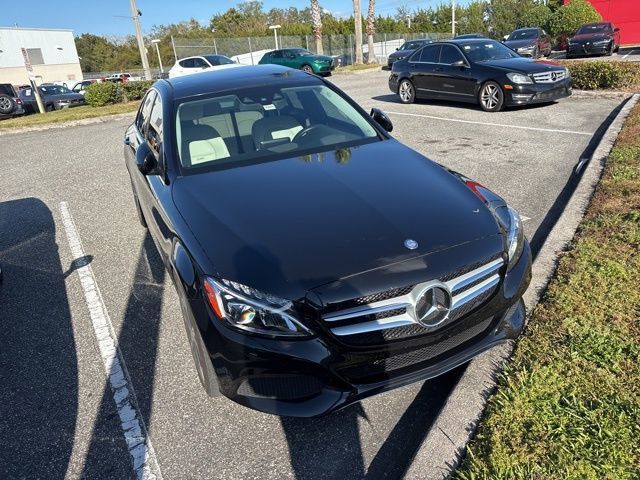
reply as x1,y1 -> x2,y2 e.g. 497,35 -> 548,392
386,111 -> 594,136
622,49 -> 636,59
59,202 -> 162,480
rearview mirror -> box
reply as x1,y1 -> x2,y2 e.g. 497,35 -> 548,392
370,108 -> 393,132
136,142 -> 158,175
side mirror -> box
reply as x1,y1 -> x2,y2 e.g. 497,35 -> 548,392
502,35 -> 509,42
135,142 -> 158,175
396,48 -> 400,51
370,108 -> 393,132
452,59 -> 467,68
614,27 -> 620,32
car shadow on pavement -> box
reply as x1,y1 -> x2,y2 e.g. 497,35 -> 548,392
81,232 -> 165,478
0,198 -> 78,479
529,97 -> 627,259
280,364 -> 467,479
371,94 -> 558,113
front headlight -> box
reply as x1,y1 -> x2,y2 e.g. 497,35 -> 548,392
203,277 -> 312,337
494,205 -> 524,271
506,72 -> 533,84
518,45 -> 535,51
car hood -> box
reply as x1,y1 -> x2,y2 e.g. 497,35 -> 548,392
570,33 -> 612,43
172,140 -> 502,301
503,39 -> 537,49
389,50 -> 412,60
309,55 -> 333,62
482,57 -> 563,73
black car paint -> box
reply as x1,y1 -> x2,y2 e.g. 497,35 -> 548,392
125,65 -> 531,416
389,39 -> 572,108
567,22 -> 620,58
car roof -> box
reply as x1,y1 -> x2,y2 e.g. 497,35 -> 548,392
162,64 -> 321,99
437,38 -> 499,46
582,22 -> 611,27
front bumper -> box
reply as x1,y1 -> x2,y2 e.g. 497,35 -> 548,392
567,41 -> 611,57
506,79 -> 572,106
194,241 -> 532,417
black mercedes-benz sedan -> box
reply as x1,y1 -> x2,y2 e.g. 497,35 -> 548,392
567,22 -> 620,58
125,65 -> 531,417
389,38 -> 572,112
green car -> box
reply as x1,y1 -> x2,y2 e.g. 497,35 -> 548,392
258,48 -> 336,75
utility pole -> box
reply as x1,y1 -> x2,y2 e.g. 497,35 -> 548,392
129,0 -> 152,80
451,0 -> 456,37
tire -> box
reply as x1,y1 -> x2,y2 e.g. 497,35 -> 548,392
301,64 -> 314,74
398,79 -> 415,104
0,94 -> 15,115
45,104 -> 54,112
606,43 -> 613,56
478,81 -> 504,112
177,288 -> 220,397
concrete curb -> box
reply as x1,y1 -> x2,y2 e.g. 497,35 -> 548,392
572,89 -> 634,99
333,66 -> 383,76
0,111 -> 135,136
404,93 -> 640,480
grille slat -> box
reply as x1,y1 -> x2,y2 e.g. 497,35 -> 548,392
321,256 -> 503,344
532,70 -> 566,83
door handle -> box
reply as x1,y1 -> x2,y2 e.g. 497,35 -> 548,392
435,67 -> 444,72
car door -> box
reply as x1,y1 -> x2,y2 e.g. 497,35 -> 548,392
431,44 -> 475,99
270,50 -> 285,66
408,44 -> 440,94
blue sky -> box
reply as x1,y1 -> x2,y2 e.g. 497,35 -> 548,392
5,0 -> 469,37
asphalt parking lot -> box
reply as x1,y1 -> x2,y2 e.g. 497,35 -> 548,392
0,71 -> 625,479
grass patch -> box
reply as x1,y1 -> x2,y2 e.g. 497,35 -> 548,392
455,101 -> 640,480
0,102 -> 138,130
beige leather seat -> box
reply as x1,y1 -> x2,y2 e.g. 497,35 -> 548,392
178,103 -> 230,166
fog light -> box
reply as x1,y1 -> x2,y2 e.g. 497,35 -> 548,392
511,94 -> 534,102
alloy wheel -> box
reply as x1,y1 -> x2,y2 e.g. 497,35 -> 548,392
302,65 -> 313,73
480,84 -> 500,111
399,80 -> 413,103
0,97 -> 11,111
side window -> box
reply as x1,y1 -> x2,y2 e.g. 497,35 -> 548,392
146,95 -> 163,157
272,51 -> 283,59
418,45 -> 440,63
193,57 -> 208,68
136,90 -> 156,132
179,58 -> 194,68
440,45 -> 464,64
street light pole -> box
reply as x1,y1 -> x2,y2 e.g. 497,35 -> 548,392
269,25 -> 281,49
129,0 -> 152,80
151,39 -> 163,74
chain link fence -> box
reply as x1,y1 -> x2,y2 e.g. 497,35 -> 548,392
172,32 -> 454,66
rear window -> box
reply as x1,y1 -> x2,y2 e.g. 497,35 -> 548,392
0,84 -> 15,96
175,83 -> 379,171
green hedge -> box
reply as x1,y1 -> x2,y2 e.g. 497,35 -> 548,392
84,80 -> 154,107
563,61 -> 640,90
122,80 -> 154,102
84,81 -> 122,107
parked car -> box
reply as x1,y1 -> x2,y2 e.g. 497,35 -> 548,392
455,33 -> 486,39
503,28 -> 552,58
124,65 -> 531,416
389,39 -> 572,112
70,80 -> 97,95
105,73 -> 142,83
0,83 -> 25,119
19,84 -> 85,113
386,39 -> 433,69
258,48 -> 336,75
567,22 -> 620,58
168,55 -> 241,79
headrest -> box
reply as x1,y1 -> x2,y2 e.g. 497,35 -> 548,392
179,103 -> 204,122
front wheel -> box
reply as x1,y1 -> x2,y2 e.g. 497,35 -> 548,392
479,81 -> 504,112
301,64 -> 314,74
398,79 -> 415,104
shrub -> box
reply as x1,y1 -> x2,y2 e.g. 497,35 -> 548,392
122,80 -> 154,102
520,4 -> 552,31
563,61 -> 640,90
549,0 -> 601,36
84,81 -> 122,107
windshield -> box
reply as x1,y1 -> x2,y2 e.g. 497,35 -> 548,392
175,83 -> 380,171
39,85 -> 72,95
204,55 -> 235,65
459,41 -> 519,62
577,23 -> 610,35
507,29 -> 538,40
289,49 -> 313,56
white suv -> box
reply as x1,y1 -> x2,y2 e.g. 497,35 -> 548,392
168,55 -> 242,79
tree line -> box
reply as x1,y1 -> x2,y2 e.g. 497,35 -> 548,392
75,0 -> 601,72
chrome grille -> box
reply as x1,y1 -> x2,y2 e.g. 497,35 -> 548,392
322,257 -> 503,341
532,70 -> 566,83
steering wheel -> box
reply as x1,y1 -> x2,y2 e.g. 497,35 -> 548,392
292,124 -> 325,143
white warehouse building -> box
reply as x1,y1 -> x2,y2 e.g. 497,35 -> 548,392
0,27 -> 82,86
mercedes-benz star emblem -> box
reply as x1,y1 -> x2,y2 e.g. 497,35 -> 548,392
415,285 -> 452,327
404,239 -> 418,250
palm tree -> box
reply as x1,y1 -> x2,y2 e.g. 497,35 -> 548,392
311,0 -> 324,54
366,0 -> 377,63
353,0 -> 363,63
